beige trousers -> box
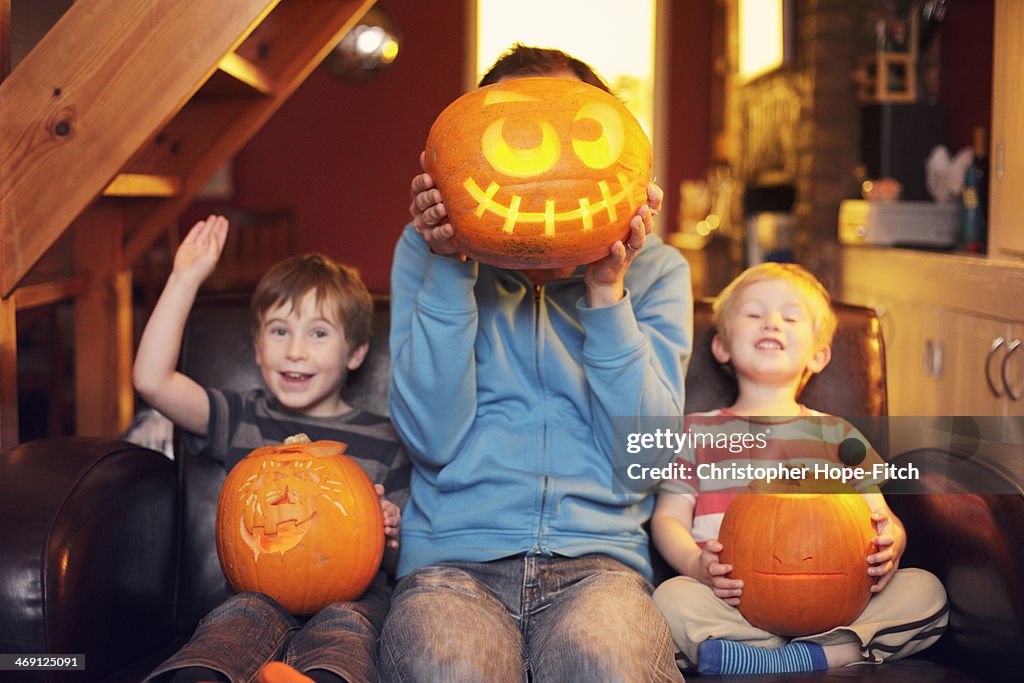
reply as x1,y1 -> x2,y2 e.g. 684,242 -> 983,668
652,568 -> 948,669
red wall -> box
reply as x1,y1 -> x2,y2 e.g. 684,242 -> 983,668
214,1 -> 467,292
186,0 -> 712,293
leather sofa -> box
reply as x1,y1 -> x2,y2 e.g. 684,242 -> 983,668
1,294 -> 1022,682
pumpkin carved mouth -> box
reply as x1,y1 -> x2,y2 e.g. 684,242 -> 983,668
461,173 -> 644,237
239,512 -> 316,560
753,570 -> 847,577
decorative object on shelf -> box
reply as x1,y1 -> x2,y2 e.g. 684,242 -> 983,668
853,1 -> 920,103
959,126 -> 989,253
328,5 -> 400,82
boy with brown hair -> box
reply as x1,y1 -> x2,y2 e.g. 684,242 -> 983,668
134,215 -> 408,683
652,262 -> 947,676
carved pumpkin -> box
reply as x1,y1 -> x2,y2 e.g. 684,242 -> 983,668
425,77 -> 652,269
718,481 -> 876,636
215,435 -> 384,615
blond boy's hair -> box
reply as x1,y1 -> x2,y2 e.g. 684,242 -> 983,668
712,262 -> 838,351
250,253 -> 373,350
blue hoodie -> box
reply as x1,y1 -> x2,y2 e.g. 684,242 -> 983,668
389,225 -> 692,579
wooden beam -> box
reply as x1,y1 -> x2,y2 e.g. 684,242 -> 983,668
125,0 -> 374,265
0,0 -> 12,448
73,205 -> 133,437
103,173 -> 182,198
0,295 -> 16,449
13,277 -> 88,310
0,0 -> 281,297
1,0 -> 10,83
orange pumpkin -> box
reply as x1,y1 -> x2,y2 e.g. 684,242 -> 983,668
717,480 -> 876,636
215,435 -> 384,615
424,77 -> 652,269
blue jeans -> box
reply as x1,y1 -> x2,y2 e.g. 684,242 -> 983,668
145,573 -> 390,683
379,554 -> 684,682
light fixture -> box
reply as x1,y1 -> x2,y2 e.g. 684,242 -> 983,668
329,5 -> 401,82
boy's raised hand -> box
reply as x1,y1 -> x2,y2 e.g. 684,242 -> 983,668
374,484 -> 401,550
173,214 -> 229,286
867,508 -> 906,592
696,538 -> 744,606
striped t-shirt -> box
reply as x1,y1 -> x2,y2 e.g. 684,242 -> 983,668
659,407 -> 885,548
188,387 -> 410,508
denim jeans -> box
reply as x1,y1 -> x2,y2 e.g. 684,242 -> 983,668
379,554 -> 684,682
145,572 -> 390,683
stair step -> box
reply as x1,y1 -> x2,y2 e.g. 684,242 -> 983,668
216,52 -> 275,96
103,173 -> 182,197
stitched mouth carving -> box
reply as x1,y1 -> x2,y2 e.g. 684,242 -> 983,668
461,172 -> 645,236
752,570 -> 847,577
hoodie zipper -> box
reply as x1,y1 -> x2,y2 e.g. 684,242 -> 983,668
533,282 -> 549,554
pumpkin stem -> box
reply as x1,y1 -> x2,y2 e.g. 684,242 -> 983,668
284,433 -> 312,445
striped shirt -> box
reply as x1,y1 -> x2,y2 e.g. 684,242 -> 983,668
659,407 -> 885,548
189,387 -> 410,508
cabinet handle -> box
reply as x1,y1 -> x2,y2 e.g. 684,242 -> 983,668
1003,339 -> 1022,401
996,139 -> 1005,180
923,339 -> 934,377
986,337 -> 1006,397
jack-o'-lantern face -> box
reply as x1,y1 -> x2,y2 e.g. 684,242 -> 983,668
234,456 -> 351,561
215,438 -> 385,615
425,77 -> 652,269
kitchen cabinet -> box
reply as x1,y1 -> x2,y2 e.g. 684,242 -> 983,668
931,307 -> 1023,417
989,0 -> 1024,257
839,247 -> 1024,418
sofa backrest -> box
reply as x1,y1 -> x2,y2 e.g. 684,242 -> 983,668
172,292 -> 887,636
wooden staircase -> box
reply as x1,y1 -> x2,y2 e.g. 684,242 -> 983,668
0,0 -> 376,448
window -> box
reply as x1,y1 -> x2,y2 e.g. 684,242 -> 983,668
474,0 -> 658,142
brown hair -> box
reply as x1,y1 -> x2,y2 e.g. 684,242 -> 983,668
713,262 -> 838,350
250,253 -> 373,349
478,43 -> 611,93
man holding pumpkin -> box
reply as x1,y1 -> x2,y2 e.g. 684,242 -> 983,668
651,263 -> 948,676
382,45 -> 690,682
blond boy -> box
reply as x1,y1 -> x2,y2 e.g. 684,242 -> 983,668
652,263 -> 947,675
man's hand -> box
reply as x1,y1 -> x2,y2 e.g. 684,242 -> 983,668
583,182 -> 662,307
410,152 -> 462,257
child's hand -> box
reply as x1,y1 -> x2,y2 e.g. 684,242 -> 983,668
696,538 -> 744,606
172,215 -> 228,286
375,484 -> 400,550
410,152 -> 462,257
583,182 -> 661,307
867,509 -> 906,592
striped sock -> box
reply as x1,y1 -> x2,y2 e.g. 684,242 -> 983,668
697,639 -> 828,675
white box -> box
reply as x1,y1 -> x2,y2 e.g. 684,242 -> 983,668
838,200 -> 960,247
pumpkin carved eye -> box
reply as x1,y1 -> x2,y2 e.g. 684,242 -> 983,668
482,117 -> 560,178
572,101 -> 624,170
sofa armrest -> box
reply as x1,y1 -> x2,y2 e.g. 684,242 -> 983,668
0,438 -> 178,681
885,442 -> 1024,678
